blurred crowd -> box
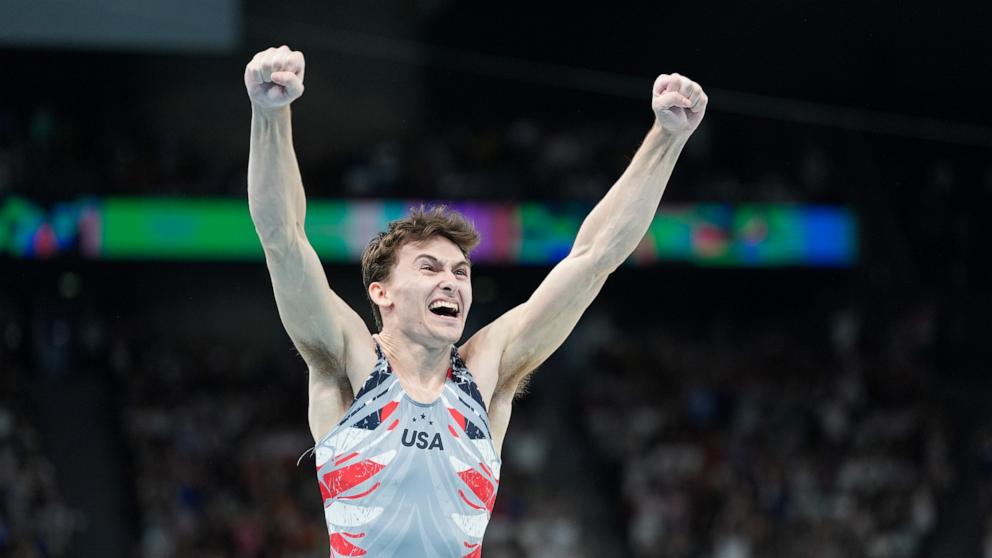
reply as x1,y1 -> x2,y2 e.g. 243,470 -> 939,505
0,104 -> 853,205
579,301 -> 953,558
0,107 -> 234,202
0,305 -> 80,557
120,341 -> 321,557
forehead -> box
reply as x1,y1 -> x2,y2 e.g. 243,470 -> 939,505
396,236 -> 467,264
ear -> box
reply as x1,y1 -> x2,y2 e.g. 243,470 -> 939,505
369,281 -> 391,312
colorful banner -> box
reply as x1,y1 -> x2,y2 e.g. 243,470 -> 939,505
0,196 -> 857,267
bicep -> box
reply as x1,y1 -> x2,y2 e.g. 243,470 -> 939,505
493,253 -> 608,387
263,229 -> 371,376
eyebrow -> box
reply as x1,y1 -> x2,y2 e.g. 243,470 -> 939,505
414,254 -> 472,269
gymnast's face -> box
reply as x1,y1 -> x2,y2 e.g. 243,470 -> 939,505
373,236 -> 472,347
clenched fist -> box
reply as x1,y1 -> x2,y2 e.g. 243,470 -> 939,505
245,45 -> 306,111
651,73 -> 707,136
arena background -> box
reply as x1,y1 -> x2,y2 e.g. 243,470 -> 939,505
2,1 -> 991,557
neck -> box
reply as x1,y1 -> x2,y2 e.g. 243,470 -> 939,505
375,329 -> 450,389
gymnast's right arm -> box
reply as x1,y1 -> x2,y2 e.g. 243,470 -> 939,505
245,46 -> 372,438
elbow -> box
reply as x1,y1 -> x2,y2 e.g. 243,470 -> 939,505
569,241 -> 625,278
254,221 -> 304,259
254,222 -> 291,246
250,206 -> 299,243
593,251 -> 626,276
571,222 -> 636,275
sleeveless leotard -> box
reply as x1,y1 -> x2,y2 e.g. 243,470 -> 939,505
313,344 -> 501,557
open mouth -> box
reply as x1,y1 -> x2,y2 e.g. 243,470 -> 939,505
428,300 -> 460,319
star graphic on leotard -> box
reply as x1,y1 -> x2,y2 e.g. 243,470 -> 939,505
420,413 -> 426,420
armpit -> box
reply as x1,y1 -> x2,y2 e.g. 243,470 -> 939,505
297,339 -> 345,376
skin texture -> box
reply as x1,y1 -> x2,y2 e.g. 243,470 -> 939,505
245,46 -> 708,453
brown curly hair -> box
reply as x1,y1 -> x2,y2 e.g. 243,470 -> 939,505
361,205 -> 480,330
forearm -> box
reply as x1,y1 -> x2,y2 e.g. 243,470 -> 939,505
572,123 -> 688,271
247,105 -> 308,249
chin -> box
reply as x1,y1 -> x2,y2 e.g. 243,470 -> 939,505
429,321 -> 464,344
437,326 -> 464,344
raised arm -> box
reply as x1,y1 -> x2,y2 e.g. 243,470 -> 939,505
245,46 -> 373,438
470,74 -> 708,398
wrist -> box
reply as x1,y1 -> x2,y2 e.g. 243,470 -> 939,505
647,121 -> 690,150
251,104 -> 291,121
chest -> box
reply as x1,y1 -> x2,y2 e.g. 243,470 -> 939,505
392,401 -> 449,452
318,382 -> 501,485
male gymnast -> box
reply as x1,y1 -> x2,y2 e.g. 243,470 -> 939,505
244,45 -> 707,557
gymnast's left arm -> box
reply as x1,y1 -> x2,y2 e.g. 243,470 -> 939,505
472,73 -> 708,396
